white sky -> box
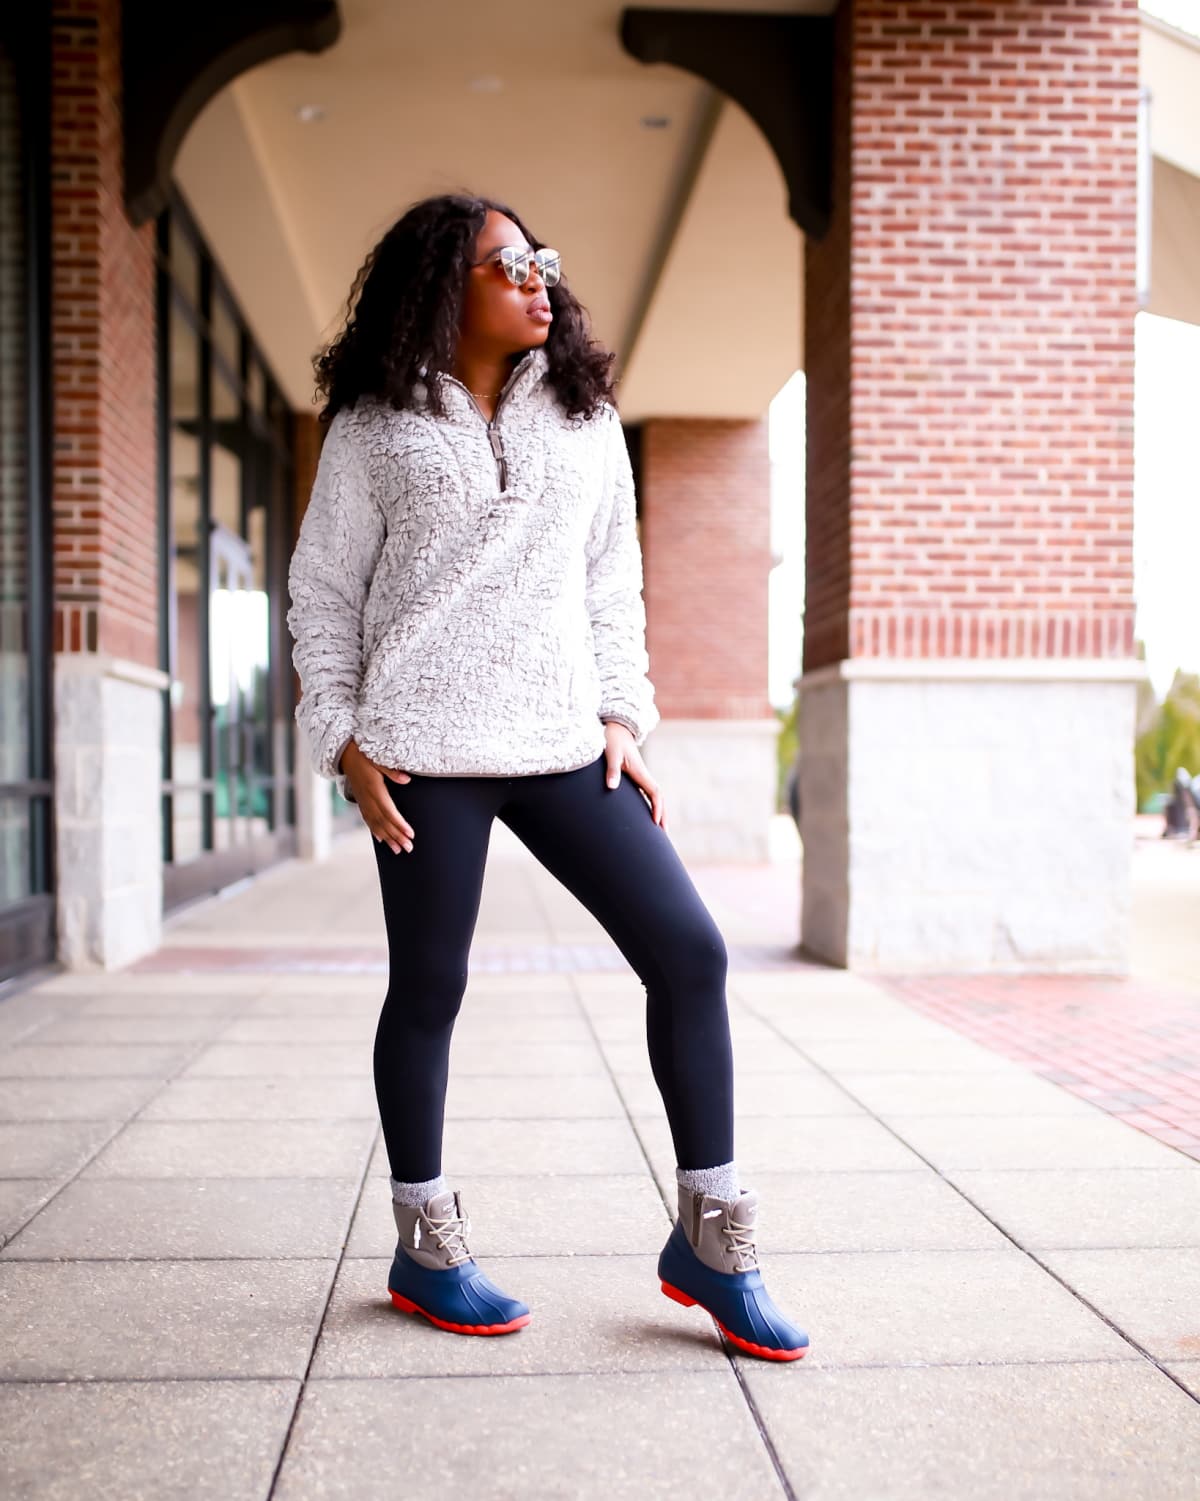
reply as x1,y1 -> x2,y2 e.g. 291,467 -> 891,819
766,310 -> 1200,709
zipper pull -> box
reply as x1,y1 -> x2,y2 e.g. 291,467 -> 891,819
488,429 -> 507,491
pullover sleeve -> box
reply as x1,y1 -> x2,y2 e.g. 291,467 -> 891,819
286,405 -> 386,802
584,404 -> 660,747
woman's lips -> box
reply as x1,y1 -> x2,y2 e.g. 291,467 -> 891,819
527,303 -> 553,323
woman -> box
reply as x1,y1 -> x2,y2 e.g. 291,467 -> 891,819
287,192 -> 808,1361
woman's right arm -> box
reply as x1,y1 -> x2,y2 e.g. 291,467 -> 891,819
286,405 -> 387,798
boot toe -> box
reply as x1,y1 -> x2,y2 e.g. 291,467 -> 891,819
658,1222 -> 809,1361
387,1254 -> 531,1336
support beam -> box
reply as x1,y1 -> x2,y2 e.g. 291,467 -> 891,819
122,0 -> 341,225
620,6 -> 834,238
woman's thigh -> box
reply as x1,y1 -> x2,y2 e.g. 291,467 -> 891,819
372,774 -> 502,991
496,754 -> 727,989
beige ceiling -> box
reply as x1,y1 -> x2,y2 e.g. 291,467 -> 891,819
174,3 -> 1200,420
174,0 -> 829,420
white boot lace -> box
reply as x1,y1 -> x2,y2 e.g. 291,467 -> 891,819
424,1207 -> 473,1267
721,1210 -> 760,1272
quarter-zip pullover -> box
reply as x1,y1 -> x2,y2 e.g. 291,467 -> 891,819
286,346 -> 660,802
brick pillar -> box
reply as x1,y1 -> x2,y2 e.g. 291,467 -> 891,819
639,417 -> 778,860
50,0 -> 165,967
799,0 -> 1144,971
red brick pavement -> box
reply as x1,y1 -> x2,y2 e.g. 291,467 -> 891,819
875,973 -> 1200,1164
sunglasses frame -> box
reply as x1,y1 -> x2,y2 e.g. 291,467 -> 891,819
471,246 -> 562,289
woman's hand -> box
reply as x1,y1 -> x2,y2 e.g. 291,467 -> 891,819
602,721 -> 668,832
341,741 -> 416,854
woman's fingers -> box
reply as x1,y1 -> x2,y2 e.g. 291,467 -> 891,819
353,760 -> 416,853
624,760 -> 666,828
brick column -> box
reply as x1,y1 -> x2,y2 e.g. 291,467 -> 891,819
799,0 -> 1144,971
50,0 -> 165,967
640,417 -> 778,860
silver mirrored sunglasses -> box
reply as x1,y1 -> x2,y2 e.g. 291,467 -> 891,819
472,246 -> 562,288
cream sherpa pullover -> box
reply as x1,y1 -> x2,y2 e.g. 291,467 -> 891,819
286,345 -> 660,803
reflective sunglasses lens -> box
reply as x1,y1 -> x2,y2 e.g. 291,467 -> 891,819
499,248 -> 529,285
536,252 -> 561,287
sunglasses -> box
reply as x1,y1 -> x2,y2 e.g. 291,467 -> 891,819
470,246 -> 562,289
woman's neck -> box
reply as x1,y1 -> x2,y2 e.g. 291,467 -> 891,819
451,348 -> 517,413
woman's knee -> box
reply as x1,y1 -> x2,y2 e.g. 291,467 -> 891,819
380,956 -> 470,1033
660,914 -> 729,995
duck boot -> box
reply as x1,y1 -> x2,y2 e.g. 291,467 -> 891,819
387,1187 -> 531,1336
658,1184 -> 809,1361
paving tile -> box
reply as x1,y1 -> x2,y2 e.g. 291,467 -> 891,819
742,1248 -> 1136,1368
21,1014 -> 231,1045
741,1360 -> 1200,1500
79,1119 -> 378,1178
637,1111 -> 928,1177
179,1042 -> 369,1077
884,1111 -> 1198,1171
367,1117 -> 648,1178
836,1069 -> 1104,1117
138,1076 -> 378,1120
0,1379 -> 297,1501
0,1043 -> 197,1077
1033,1247 -> 1200,1362
0,1077 -> 162,1121
273,1372 -> 783,1501
0,1259 -> 333,1378
0,1120 -> 119,1177
345,1173 -> 669,1258
69,991 -> 252,1017
214,1013 -> 378,1044
600,1037 -> 815,1076
0,1180 -> 60,1248
800,1036 -> 1032,1073
442,1072 -> 626,1119
1165,1362 -> 1200,1399
683,1169 -> 1008,1253
447,1039 -> 607,1075
613,1067 -> 866,1117
311,1254 -> 722,1377
943,1168 -> 1200,1249
0,1177 -> 361,1260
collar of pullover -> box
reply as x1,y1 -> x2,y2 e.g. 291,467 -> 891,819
415,345 -> 549,423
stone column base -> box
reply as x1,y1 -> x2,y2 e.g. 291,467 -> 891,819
644,718 -> 781,862
293,729 -> 334,862
54,654 -> 168,970
798,659 -> 1148,973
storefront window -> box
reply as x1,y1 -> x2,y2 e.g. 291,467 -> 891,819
157,191 -> 296,906
0,10 -> 52,980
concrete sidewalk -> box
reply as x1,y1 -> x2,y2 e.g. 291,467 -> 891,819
1,815 -> 1199,1499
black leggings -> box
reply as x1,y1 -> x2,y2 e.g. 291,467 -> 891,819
370,750 -> 735,1180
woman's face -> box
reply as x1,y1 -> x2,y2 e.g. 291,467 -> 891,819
458,210 -> 554,356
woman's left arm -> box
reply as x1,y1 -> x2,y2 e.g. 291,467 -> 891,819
586,405 -> 666,828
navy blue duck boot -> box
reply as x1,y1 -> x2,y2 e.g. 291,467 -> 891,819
387,1187 -> 531,1336
658,1184 -> 809,1361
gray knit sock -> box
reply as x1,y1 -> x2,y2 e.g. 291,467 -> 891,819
390,1172 -> 448,1208
676,1160 -> 741,1202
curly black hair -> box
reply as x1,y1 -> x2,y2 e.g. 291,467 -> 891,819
314,192 -> 617,425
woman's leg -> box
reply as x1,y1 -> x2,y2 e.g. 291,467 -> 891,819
370,773 -> 500,1182
497,753 -> 735,1171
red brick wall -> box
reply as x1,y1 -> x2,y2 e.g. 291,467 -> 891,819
51,0 -> 158,666
641,418 -> 774,719
804,0 -> 1139,670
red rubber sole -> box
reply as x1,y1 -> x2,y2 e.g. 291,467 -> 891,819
388,1287 -> 531,1335
660,1279 -> 808,1362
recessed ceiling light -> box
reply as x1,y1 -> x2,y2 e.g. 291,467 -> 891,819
468,75 -> 504,92
641,115 -> 671,129
296,104 -> 326,123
